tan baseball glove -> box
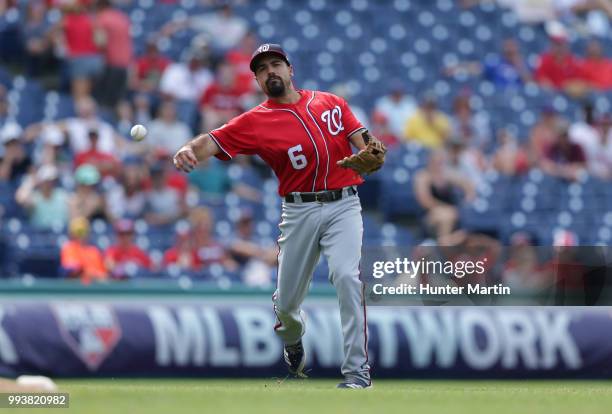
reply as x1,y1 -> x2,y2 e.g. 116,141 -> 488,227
337,131 -> 387,175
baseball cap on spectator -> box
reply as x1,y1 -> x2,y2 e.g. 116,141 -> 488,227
114,219 -> 135,234
69,216 -> 90,239
187,35 -> 210,64
371,111 -> 388,125
510,231 -> 535,246
191,33 -> 210,51
249,43 -> 291,72
36,164 -> 59,182
1,122 -> 23,145
75,164 -> 101,186
41,125 -> 65,146
174,220 -> 191,239
546,21 -> 568,42
553,229 -> 578,247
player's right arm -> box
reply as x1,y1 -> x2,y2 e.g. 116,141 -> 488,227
173,133 -> 220,173
175,112 -> 258,173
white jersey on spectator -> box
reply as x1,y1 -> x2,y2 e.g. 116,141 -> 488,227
159,63 -> 213,102
65,118 -> 117,155
374,95 -> 417,139
189,14 -> 248,51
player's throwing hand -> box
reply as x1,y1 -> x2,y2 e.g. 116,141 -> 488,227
173,146 -> 198,173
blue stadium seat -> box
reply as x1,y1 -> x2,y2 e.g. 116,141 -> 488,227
379,167 -> 423,221
0,66 -> 11,88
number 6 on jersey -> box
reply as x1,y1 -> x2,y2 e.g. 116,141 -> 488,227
288,145 -> 308,170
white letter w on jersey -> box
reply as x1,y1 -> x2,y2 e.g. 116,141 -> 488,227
321,105 -> 344,136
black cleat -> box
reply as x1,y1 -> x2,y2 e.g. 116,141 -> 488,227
284,340 -> 307,378
336,378 -> 372,389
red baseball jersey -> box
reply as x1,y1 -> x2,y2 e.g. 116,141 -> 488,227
209,89 -> 366,196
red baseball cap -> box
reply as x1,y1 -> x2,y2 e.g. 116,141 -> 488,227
115,219 -> 134,234
249,43 -> 291,72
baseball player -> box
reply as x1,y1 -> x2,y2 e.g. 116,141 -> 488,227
173,44 -> 386,389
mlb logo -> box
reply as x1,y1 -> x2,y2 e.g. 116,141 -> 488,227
53,304 -> 122,371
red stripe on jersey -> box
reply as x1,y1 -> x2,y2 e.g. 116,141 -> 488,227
305,91 -> 330,190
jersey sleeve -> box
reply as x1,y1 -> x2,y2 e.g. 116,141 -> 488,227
339,97 -> 366,139
209,112 -> 259,161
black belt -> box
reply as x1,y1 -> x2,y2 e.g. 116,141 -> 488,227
284,186 -> 357,203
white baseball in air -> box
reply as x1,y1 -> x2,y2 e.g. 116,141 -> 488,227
130,124 -> 147,141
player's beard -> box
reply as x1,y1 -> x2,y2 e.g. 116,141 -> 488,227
265,76 -> 286,97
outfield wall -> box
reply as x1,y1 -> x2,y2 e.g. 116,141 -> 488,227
1,296 -> 611,379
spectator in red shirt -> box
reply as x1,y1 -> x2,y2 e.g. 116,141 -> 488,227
579,39 -> 612,90
55,1 -> 103,99
95,0 -> 133,108
541,120 -> 587,181
199,61 -> 245,131
534,34 -> 589,97
369,111 -> 400,148
73,129 -> 119,177
492,128 -> 530,176
190,207 -> 237,270
163,225 -> 203,272
225,31 -> 259,95
153,149 -> 189,195
104,219 -> 152,279
129,38 -> 171,95
503,232 -> 553,294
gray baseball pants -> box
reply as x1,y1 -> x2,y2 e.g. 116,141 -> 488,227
272,187 -> 370,383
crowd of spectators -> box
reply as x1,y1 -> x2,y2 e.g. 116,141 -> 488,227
0,0 -> 610,289
0,1 -> 276,284
445,30 -> 612,97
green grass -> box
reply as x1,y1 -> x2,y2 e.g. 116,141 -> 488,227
11,379 -> 612,414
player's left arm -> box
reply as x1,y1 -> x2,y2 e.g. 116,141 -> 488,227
338,129 -> 387,174
338,97 -> 387,174
338,97 -> 382,150
347,129 -> 367,151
